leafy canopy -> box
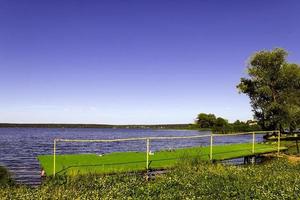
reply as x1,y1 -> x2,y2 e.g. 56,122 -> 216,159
237,48 -> 300,131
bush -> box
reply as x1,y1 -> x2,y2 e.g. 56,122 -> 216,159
0,166 -> 14,186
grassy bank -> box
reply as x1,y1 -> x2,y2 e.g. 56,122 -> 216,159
38,143 -> 286,176
1,158 -> 300,199
280,140 -> 300,155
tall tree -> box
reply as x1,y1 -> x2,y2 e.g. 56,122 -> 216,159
212,117 -> 229,134
196,113 -> 216,128
237,48 -> 300,131
280,63 -> 300,132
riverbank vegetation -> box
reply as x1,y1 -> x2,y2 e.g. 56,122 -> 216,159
195,113 -> 261,133
1,158 -> 300,199
0,166 -> 14,186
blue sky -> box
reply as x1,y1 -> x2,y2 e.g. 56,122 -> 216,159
0,0 -> 300,124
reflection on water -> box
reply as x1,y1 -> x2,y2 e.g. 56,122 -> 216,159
0,128 -> 264,185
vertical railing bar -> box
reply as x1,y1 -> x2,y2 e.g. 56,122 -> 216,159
146,138 -> 149,170
252,132 -> 255,154
53,139 -> 56,177
278,130 -> 280,155
210,134 -> 213,160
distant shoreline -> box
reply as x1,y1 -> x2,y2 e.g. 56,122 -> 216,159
0,123 -> 204,130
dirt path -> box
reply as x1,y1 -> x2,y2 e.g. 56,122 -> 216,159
284,155 -> 300,163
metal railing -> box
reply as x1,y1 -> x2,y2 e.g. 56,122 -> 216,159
52,130 -> 281,176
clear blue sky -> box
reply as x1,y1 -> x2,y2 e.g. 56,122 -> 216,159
0,0 -> 299,124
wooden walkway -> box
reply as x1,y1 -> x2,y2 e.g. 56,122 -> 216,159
38,143 -> 287,176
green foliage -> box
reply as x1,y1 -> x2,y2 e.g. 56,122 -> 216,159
196,113 -> 217,128
1,159 -> 300,199
237,48 -> 300,131
195,113 -> 261,133
212,117 -> 229,133
0,166 -> 14,186
228,120 -> 261,133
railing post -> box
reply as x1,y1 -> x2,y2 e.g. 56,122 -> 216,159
252,132 -> 255,154
53,139 -> 56,177
210,134 -> 213,160
146,138 -> 149,170
277,130 -> 280,155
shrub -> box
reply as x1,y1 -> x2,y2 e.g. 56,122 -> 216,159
0,166 -> 14,186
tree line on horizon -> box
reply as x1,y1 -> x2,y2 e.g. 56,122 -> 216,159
195,113 -> 260,133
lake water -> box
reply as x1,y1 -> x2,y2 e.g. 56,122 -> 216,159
0,128 -> 264,185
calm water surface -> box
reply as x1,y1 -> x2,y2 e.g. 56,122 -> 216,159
0,128 -> 264,185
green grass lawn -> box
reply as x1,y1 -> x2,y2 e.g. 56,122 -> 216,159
38,143 -> 287,176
